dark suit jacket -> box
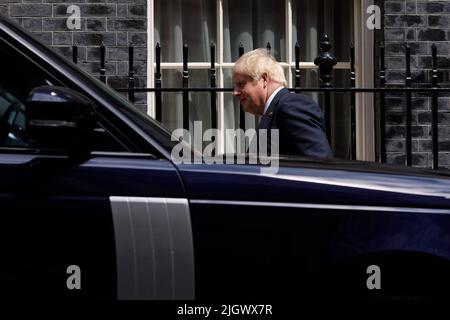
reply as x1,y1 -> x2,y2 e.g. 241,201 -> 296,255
256,88 -> 333,158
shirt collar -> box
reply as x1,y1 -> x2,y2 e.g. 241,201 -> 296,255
264,86 -> 284,115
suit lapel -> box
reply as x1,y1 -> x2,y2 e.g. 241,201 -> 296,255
257,87 -> 290,129
257,112 -> 273,130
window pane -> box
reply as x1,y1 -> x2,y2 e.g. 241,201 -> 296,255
290,68 -> 328,89
293,0 -> 353,62
155,0 -> 216,63
160,69 -> 212,133
224,0 -> 285,62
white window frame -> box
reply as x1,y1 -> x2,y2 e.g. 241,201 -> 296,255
355,0 -> 375,161
147,0 -> 374,159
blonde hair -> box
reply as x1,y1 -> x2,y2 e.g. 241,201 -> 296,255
233,48 -> 287,87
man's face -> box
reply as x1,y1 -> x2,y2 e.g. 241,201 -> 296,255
233,72 -> 266,115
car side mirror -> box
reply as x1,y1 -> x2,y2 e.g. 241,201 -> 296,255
26,85 -> 96,158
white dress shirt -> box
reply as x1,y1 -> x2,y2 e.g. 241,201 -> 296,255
263,86 -> 284,115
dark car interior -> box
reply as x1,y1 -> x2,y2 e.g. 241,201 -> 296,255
0,37 -> 129,153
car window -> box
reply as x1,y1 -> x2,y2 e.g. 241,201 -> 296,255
0,38 -> 129,153
0,86 -> 26,147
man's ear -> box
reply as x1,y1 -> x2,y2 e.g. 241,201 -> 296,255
261,73 -> 270,86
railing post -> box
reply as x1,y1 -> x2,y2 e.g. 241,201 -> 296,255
350,43 -> 356,161
155,43 -> 162,122
405,43 -> 412,166
100,41 -> 106,83
210,42 -> 217,130
182,43 -> 189,130
209,43 -> 217,157
432,44 -> 439,170
239,43 -> 245,131
238,42 -> 244,57
295,42 -> 301,92
314,34 -> 337,143
379,43 -> 386,163
128,44 -> 135,104
72,45 -> 78,64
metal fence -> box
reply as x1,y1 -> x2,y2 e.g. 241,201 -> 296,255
72,35 -> 450,170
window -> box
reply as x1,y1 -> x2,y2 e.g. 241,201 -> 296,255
0,38 -> 58,148
0,38 -> 128,153
151,0 -> 366,158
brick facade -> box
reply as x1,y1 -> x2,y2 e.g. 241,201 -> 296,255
384,0 -> 450,168
0,0 -> 148,112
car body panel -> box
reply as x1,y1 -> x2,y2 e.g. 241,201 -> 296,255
179,161 -> 450,298
0,152 -> 187,298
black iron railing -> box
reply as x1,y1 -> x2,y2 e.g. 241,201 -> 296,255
71,35 -> 447,170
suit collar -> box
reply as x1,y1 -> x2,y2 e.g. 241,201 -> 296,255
258,87 -> 289,129
264,86 -> 285,114
266,88 -> 289,113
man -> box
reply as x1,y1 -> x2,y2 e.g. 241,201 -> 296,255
233,48 -> 333,158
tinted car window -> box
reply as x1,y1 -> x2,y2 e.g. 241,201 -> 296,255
0,38 -> 128,152
0,86 -> 26,146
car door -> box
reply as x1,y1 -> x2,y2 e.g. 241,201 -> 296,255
0,31 -> 194,299
180,161 -> 450,300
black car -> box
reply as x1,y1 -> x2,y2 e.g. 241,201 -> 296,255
1,16 -> 450,300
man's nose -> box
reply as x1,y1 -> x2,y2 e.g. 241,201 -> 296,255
233,89 -> 240,96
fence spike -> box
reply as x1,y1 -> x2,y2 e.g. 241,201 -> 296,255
182,43 -> 189,130
379,42 -> 386,163
128,44 -> 135,103
210,42 -> 217,133
431,43 -> 439,169
314,34 -> 337,88
72,45 -> 78,64
314,34 -> 337,143
404,42 -> 412,166
432,43 -> 438,88
239,43 -> 244,57
155,42 -> 162,122
295,42 -> 301,90
100,41 -> 106,83
350,43 -> 356,160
